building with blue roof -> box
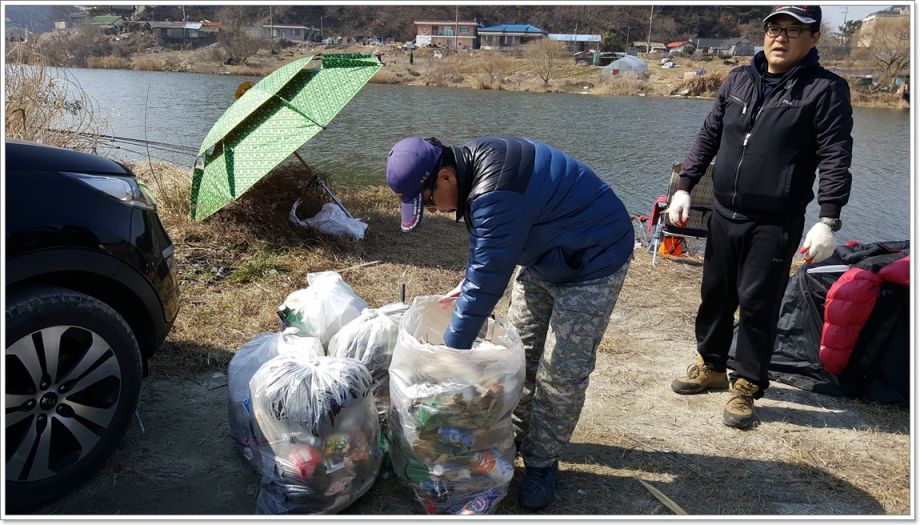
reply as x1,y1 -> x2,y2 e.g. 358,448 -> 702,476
478,24 -> 546,50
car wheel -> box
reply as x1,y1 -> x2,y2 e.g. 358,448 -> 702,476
5,286 -> 142,512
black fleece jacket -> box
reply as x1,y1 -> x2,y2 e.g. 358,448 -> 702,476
678,48 -> 853,220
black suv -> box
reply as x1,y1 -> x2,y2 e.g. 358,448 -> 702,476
5,140 -> 180,511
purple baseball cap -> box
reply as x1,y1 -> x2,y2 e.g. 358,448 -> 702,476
763,5 -> 821,26
386,137 -> 443,232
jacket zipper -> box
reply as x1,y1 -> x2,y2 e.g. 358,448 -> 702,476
730,75 -> 760,215
728,65 -> 799,216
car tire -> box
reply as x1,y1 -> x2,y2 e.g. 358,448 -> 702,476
5,286 -> 143,512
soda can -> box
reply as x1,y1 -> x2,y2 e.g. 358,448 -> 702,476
418,479 -> 454,503
457,488 -> 500,515
285,445 -> 321,481
471,450 -> 497,474
436,427 -> 475,450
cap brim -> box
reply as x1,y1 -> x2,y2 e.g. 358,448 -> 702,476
400,194 -> 424,232
764,10 -> 816,24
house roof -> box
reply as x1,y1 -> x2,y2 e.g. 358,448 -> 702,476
695,38 -> 738,49
149,21 -> 202,30
262,24 -> 310,29
548,33 -> 601,42
414,20 -> 479,25
478,24 -> 544,34
90,15 -> 122,25
667,40 -> 691,48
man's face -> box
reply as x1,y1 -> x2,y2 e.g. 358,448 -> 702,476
763,14 -> 819,74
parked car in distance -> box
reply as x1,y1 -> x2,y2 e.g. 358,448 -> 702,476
5,140 -> 180,511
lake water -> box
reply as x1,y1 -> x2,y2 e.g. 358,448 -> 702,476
56,66 -> 911,243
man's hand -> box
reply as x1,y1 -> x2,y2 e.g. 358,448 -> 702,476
436,280 -> 464,309
800,222 -> 836,264
667,190 -> 691,227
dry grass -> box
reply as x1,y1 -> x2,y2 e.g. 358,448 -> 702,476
4,50 -> 110,152
132,56 -> 164,71
670,71 -> 729,97
128,159 -> 468,374
86,56 -> 131,69
596,75 -> 648,96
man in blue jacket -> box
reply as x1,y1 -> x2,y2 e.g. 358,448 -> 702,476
668,5 -> 853,429
386,135 -> 633,510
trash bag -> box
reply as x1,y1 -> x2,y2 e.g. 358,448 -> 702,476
278,272 -> 369,347
250,354 -> 382,514
327,303 -> 408,429
290,200 -> 368,240
228,329 -> 324,468
388,296 -> 525,514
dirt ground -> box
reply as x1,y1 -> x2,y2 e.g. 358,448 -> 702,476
30,246 -> 910,516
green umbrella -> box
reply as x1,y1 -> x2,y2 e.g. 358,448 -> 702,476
189,53 -> 381,221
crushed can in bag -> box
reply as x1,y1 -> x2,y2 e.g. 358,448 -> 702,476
227,329 -> 324,469
250,355 -> 381,514
388,296 -> 525,514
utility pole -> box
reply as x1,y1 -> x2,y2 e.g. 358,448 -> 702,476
454,4 -> 459,51
269,6 -> 275,53
181,5 -> 186,22
646,6 -> 654,56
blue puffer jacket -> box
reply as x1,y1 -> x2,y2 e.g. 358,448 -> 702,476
443,136 -> 633,349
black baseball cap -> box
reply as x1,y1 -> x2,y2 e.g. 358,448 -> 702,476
763,5 -> 822,26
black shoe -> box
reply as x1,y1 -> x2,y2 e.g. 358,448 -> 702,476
518,462 -> 558,510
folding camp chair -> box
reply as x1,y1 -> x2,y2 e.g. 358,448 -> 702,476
649,161 -> 716,266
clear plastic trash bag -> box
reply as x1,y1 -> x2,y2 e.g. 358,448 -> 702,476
228,329 -> 324,468
327,302 -> 408,429
250,354 -> 382,514
278,271 -> 368,347
388,296 -> 525,514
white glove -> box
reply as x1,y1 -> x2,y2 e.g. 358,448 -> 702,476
800,222 -> 836,264
667,190 -> 691,227
437,280 -> 464,308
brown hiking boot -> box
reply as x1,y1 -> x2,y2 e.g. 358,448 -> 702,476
671,354 -> 729,394
723,378 -> 759,429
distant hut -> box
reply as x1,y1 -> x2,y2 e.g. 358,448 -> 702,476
602,55 -> 649,79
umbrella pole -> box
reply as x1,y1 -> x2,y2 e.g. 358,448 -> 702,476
293,151 -> 353,219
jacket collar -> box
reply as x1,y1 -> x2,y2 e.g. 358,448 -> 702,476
750,46 -> 820,80
450,144 -> 473,222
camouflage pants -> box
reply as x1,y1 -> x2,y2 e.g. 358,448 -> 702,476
509,261 -> 630,467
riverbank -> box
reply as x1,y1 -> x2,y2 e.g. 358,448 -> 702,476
8,39 -> 908,108
29,159 -> 909,516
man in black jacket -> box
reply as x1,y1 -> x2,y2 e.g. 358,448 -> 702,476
669,5 -> 854,429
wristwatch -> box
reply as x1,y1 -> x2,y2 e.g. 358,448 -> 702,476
819,217 -> 842,232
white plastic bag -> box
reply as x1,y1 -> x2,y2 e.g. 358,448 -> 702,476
278,272 -> 368,347
388,296 -> 525,514
250,355 -> 381,514
290,200 -> 368,240
228,329 -> 324,468
327,303 -> 408,428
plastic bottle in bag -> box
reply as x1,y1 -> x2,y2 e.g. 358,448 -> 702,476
250,355 -> 381,514
388,296 -> 525,514
227,329 -> 324,468
277,272 -> 368,346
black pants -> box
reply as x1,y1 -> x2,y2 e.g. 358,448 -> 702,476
696,211 -> 804,391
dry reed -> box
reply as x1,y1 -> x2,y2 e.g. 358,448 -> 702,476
86,56 -> 131,69
4,49 -> 110,152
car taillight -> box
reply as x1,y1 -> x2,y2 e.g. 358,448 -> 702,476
63,172 -> 158,211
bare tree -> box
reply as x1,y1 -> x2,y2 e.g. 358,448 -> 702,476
523,38 -> 567,89
480,51 -> 508,84
862,16 -> 910,88
217,6 -> 264,65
